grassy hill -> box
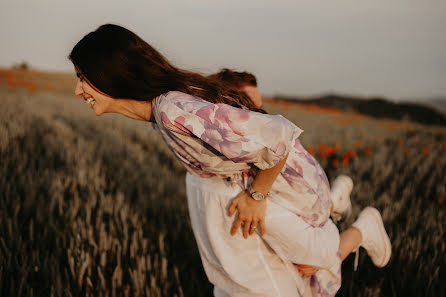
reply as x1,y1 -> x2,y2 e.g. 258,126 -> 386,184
273,94 -> 446,126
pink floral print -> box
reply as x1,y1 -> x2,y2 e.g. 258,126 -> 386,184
153,91 -> 331,227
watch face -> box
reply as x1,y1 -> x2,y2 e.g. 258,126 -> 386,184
252,192 -> 265,200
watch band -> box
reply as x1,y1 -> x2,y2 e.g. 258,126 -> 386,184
247,185 -> 269,201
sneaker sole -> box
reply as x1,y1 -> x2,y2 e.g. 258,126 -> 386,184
331,175 -> 353,223
367,207 -> 392,267
333,175 -> 353,194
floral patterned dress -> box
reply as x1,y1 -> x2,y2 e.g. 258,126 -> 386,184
152,91 -> 341,296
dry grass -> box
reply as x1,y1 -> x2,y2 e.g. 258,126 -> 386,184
0,69 -> 445,297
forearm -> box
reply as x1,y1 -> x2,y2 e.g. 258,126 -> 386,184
250,153 -> 289,195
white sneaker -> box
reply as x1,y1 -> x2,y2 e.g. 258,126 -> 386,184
330,175 -> 353,223
352,207 -> 392,268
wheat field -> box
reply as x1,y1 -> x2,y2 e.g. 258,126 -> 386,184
0,69 -> 445,297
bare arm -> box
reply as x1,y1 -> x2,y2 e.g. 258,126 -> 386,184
228,153 -> 289,238
250,152 -> 289,196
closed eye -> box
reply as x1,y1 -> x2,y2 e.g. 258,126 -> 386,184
76,72 -> 84,82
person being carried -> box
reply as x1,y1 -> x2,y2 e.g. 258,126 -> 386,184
69,24 -> 391,297
210,68 -> 354,220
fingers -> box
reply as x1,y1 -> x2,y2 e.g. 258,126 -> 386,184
228,192 -> 266,238
259,219 -> 266,237
230,215 -> 243,236
243,219 -> 252,239
299,269 -> 317,277
295,264 -> 318,277
228,199 -> 238,217
231,219 -> 263,238
249,221 -> 258,235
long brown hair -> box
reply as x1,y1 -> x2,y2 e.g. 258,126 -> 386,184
208,68 -> 257,89
69,24 -> 266,113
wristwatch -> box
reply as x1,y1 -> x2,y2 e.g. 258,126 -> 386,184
247,185 -> 269,201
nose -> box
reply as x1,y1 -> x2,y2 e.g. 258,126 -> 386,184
74,79 -> 83,97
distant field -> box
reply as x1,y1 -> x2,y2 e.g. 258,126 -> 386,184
1,68 -> 445,297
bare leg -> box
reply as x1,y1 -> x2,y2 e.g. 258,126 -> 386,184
339,226 -> 362,261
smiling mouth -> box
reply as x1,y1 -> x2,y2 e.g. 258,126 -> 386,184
84,97 -> 96,106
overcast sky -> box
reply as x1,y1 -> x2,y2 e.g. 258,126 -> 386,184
1,0 -> 445,100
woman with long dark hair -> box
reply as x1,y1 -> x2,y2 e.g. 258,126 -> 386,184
69,23 -> 391,297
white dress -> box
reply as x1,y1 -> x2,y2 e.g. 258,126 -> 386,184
152,91 -> 342,296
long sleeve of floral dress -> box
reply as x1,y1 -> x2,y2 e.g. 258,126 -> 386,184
152,91 -> 332,227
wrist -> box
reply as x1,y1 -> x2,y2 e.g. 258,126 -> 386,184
247,184 -> 269,200
249,183 -> 270,196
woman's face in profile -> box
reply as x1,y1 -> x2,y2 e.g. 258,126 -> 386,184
74,68 -> 114,116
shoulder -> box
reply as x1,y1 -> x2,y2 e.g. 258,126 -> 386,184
153,91 -> 212,133
154,91 -> 217,124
